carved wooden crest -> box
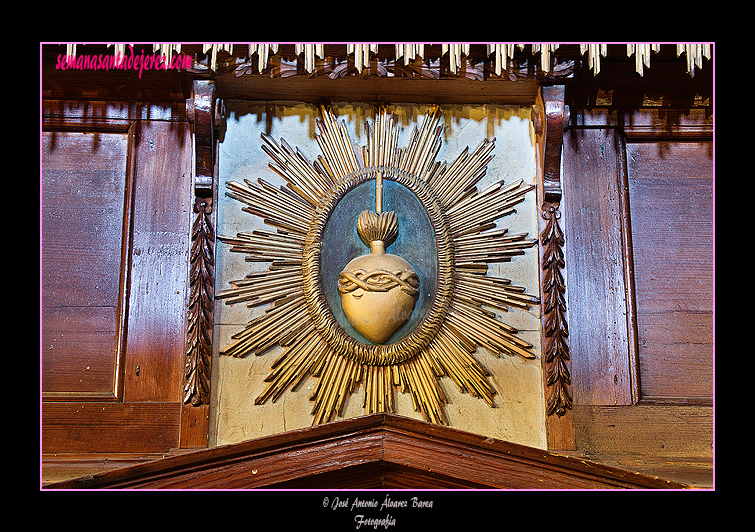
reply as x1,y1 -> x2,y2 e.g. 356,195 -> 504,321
218,106 -> 539,425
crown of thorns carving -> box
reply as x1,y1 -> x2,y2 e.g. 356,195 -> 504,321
337,268 -> 420,296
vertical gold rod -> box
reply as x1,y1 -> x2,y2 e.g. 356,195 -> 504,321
376,170 -> 383,213
376,111 -> 383,166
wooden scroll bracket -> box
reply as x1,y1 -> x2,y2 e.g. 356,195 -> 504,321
189,80 -> 221,198
183,80 -> 219,417
538,84 -> 574,450
542,84 -> 568,203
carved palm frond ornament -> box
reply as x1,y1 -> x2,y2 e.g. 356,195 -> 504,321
218,106 -> 539,425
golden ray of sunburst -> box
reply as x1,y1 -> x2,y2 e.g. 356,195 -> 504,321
217,105 -> 539,426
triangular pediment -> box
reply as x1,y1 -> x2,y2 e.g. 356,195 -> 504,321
44,414 -> 689,489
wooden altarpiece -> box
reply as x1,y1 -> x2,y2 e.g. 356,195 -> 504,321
41,44 -> 713,489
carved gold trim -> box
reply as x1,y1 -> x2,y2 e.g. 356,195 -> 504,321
218,105 -> 539,426
303,166 -> 454,366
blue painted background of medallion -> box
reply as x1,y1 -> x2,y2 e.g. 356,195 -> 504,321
320,178 -> 438,345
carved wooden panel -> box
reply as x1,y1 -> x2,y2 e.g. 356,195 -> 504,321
42,127 -> 132,400
626,141 -> 713,401
564,73 -> 713,486
41,102 -> 193,456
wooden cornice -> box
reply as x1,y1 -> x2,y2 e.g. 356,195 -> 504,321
44,414 -> 689,489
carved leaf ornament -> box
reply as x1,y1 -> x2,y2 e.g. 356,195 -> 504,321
218,106 -> 540,425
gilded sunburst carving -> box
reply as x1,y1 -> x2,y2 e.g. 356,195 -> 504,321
217,105 -> 539,425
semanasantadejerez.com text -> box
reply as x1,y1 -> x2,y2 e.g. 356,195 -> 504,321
55,46 -> 191,78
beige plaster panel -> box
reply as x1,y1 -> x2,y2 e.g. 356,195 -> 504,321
211,101 -> 546,450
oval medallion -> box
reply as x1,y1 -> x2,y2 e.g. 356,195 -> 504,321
321,178 -> 437,345
302,166 -> 454,366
